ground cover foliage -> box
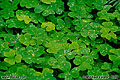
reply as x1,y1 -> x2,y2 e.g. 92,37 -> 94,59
0,0 -> 120,80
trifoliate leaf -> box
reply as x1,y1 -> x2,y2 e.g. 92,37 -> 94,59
69,42 -> 79,49
34,1 -> 64,16
70,67 -> 80,78
20,0 -> 38,8
101,62 -> 111,70
4,58 -> 15,65
58,61 -> 71,72
79,62 -> 92,70
42,0 -> 56,4
0,9 -> 14,19
30,13 -> 45,23
6,18 -> 26,28
4,49 -> 15,57
15,54 -> 22,63
42,68 -> 54,75
73,56 -> 82,65
41,22 -> 55,32
97,44 -> 112,56
19,33 -> 36,46
16,15 -> 31,24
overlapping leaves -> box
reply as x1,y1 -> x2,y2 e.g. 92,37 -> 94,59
34,0 -> 64,16
100,22 -> 118,40
4,49 -> 22,65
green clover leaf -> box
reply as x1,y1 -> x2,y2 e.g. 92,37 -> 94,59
79,47 -> 90,55
100,28 -> 117,40
80,56 -> 94,71
42,72 -> 56,80
6,18 -> 26,28
70,67 -> 80,78
103,5 -> 112,11
30,13 -> 45,23
42,68 -> 54,74
48,57 -> 57,67
97,10 -> 115,21
101,62 -> 111,70
90,49 -> 99,59
97,44 -> 112,56
19,33 -> 36,46
0,0 -> 19,10
74,55 -> 94,71
0,17 -> 6,30
34,4 -> 47,14
113,10 -> 120,21
0,42 -> 9,57
56,19 -> 65,30
16,10 -> 31,16
58,61 -> 71,72
67,0 -> 93,18
73,56 -> 82,65
79,61 -> 92,71
4,49 -> 22,65
34,1 -> 64,16
20,0 -> 38,8
94,0 -> 108,10
16,65 -> 41,79
41,0 -> 56,4
0,61 -> 8,71
0,9 -> 14,19
46,42 -> 65,53
66,49 -> 76,60
0,0 -> 20,19
4,49 -> 15,57
88,67 -> 109,77
69,42 -> 79,49
75,21 -> 100,40
102,22 -> 118,32
22,23 -> 48,45
100,22 -> 118,40
109,49 -> 120,66
21,45 -> 45,64
16,14 -> 31,24
41,22 -> 55,32
58,72 -> 72,80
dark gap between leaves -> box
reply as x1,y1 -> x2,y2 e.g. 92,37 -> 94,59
0,37 -> 4,40
90,9 -> 98,20
67,39 -> 72,44
17,4 -> 26,11
53,69 -> 64,80
9,46 -> 14,48
21,44 -> 26,48
62,0 -> 69,12
109,71 -> 120,76
33,65 -> 43,72
98,53 -> 113,63
106,39 -> 120,49
69,58 -> 79,69
107,0 -> 118,13
0,57 -> 4,61
12,28 -> 22,35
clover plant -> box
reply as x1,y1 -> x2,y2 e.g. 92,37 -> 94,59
0,0 -> 120,80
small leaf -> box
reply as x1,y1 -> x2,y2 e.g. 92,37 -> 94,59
4,49 -> 15,57
15,54 -> 22,63
101,62 -> 111,70
58,61 -> 71,72
16,14 -> 31,24
42,0 -> 56,4
4,58 -> 15,65
69,42 -> 79,49
41,22 -> 55,32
